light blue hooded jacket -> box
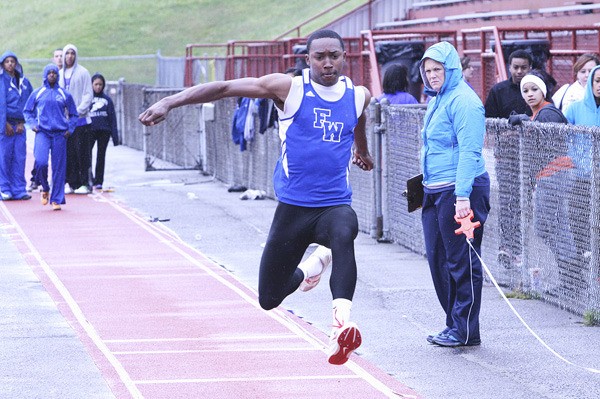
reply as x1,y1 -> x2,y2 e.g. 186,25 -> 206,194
0,51 -> 33,121
23,64 -> 78,134
419,42 -> 486,198
564,64 -> 600,178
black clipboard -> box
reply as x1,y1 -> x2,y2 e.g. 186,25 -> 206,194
403,174 -> 424,213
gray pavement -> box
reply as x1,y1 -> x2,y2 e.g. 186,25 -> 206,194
0,225 -> 114,398
1,143 -> 600,398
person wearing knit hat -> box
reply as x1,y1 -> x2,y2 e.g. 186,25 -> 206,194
512,70 -> 577,292
516,70 -> 565,122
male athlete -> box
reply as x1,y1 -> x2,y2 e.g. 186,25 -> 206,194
139,29 -> 373,365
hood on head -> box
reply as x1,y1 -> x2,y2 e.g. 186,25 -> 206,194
62,44 -> 78,69
419,41 -> 461,97
43,63 -> 59,85
583,64 -> 600,104
1,50 -> 24,76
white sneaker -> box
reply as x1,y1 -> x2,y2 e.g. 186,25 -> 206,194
327,321 -> 362,365
64,184 -> 74,194
298,246 -> 332,292
74,186 -> 90,194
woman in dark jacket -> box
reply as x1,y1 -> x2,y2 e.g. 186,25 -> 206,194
89,73 -> 119,190
513,70 -> 577,291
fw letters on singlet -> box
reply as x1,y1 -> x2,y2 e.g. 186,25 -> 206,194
274,73 -> 358,208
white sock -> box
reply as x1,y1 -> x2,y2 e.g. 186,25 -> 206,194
332,298 -> 352,328
298,245 -> 331,279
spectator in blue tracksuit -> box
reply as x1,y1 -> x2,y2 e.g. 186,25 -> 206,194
89,73 -> 119,190
0,51 -> 33,200
0,73 -> 6,192
419,42 -> 490,347
23,64 -> 78,210
564,64 -> 600,263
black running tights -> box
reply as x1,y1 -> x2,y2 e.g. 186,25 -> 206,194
258,203 -> 358,310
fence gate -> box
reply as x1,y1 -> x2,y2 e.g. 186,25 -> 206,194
141,88 -> 205,171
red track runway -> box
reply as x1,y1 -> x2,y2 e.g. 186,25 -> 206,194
0,193 -> 422,398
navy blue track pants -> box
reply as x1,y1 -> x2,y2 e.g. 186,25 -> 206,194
422,184 -> 490,343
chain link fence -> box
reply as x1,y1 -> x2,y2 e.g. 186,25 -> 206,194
112,82 -> 599,316
381,106 -> 600,316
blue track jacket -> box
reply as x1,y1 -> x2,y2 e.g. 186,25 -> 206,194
419,42 -> 486,198
23,64 -> 78,134
0,51 -> 33,121
0,77 -> 5,135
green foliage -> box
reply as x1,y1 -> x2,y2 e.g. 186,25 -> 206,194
504,289 -> 533,300
2,0 -> 364,57
3,0 -> 364,83
583,309 -> 600,327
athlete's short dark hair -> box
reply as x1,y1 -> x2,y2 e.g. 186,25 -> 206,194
306,29 -> 344,52
508,50 -> 533,67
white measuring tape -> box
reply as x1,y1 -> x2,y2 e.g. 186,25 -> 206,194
465,237 -> 600,374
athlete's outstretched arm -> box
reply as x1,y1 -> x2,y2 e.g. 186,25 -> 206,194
139,73 -> 292,126
352,86 -> 373,171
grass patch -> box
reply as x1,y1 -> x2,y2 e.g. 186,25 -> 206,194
583,309 -> 600,327
504,289 -> 534,300
3,0 -> 365,84
2,1 -> 364,58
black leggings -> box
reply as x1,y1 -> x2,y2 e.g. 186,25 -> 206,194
258,203 -> 359,310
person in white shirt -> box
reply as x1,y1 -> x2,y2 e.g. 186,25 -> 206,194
552,52 -> 600,113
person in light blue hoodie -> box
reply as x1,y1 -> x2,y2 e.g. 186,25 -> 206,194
419,41 -> 491,347
23,64 -> 78,210
0,51 -> 33,200
564,64 -> 600,262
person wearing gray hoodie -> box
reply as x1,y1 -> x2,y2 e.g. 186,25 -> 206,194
59,44 -> 93,194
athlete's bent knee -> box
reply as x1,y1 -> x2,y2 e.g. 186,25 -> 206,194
258,295 -> 281,311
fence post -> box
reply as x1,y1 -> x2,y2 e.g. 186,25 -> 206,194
589,130 -> 600,310
370,97 -> 384,240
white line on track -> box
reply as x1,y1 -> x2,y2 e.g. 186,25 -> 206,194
135,374 -> 362,384
105,334 -> 299,343
0,202 -> 144,399
113,347 -> 318,355
103,196 -> 405,398
68,272 -> 209,279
